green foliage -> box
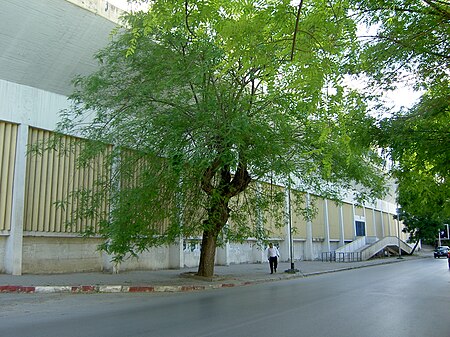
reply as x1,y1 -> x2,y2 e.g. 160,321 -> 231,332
59,0 -> 386,264
352,0 -> 450,235
380,84 -> 450,222
398,209 -> 447,244
351,0 -> 449,89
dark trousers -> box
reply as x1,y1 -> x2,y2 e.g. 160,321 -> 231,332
269,256 -> 278,273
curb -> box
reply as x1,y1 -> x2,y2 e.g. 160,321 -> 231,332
0,271 -> 341,294
0,282 -> 253,294
0,274 -> 303,294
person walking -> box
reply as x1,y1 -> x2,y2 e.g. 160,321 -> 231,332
267,243 -> 280,274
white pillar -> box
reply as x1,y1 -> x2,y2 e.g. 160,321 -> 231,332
387,209 -> 392,236
338,204 -> 345,247
5,124 -> 28,275
352,204 -> 356,238
372,207 -> 377,238
323,199 -> 331,252
169,178 -> 186,268
169,238 -> 184,268
216,241 -> 229,266
279,186 -> 291,262
363,205 -> 367,236
304,193 -> 313,260
101,251 -> 118,273
252,182 -> 266,263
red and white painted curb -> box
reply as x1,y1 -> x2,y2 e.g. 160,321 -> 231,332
0,282 -> 254,294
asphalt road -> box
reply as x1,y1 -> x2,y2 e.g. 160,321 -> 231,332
1,258 -> 449,337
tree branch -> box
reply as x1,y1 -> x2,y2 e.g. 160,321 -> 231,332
184,0 -> 196,38
228,160 -> 252,198
201,158 -> 221,195
290,0 -> 304,61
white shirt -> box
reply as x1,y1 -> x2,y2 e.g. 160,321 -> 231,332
267,246 -> 280,259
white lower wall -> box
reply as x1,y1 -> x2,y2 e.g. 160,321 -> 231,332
2,234 -> 395,274
329,241 -> 341,252
17,237 -> 311,273
0,236 -> 6,272
22,236 -> 102,273
182,240 -> 202,268
112,246 -> 170,272
293,241 -> 305,261
311,242 -> 325,260
228,242 -> 254,264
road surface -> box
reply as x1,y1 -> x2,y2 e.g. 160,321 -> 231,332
0,258 -> 448,337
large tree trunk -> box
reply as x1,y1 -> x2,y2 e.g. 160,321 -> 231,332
410,240 -> 420,255
198,160 -> 251,277
197,229 -> 218,277
197,197 -> 230,277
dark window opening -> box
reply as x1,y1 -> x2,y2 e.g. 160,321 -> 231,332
355,221 -> 365,236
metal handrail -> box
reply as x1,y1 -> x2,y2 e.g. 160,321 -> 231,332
321,251 -> 362,262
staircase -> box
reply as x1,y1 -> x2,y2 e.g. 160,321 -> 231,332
322,236 -> 413,262
359,236 -> 413,260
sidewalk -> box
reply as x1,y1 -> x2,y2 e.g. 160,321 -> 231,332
0,253 -> 429,294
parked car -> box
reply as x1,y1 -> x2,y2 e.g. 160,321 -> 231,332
434,246 -> 449,258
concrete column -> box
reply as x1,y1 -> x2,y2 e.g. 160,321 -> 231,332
363,205 -> 367,236
216,241 -> 229,266
100,146 -> 121,273
279,186 -> 291,262
5,124 -> 28,275
251,182 -> 266,264
323,199 -> 331,252
338,204 -> 345,247
101,251 -> 117,273
380,210 -> 385,238
352,204 -> 356,238
169,238 -> 184,269
387,210 -> 392,236
169,177 -> 186,269
304,193 -> 313,260
372,207 -> 377,238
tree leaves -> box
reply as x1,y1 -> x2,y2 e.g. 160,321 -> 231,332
60,0 -> 386,263
352,0 -> 449,228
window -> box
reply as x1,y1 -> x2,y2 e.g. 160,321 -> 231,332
355,221 -> 365,237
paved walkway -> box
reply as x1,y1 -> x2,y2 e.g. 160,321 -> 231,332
0,252 -> 430,294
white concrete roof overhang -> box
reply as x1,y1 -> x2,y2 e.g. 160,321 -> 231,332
0,0 -> 120,96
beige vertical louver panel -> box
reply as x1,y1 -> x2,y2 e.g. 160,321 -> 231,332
24,128 -> 111,234
0,121 -> 18,232
342,202 -> 354,241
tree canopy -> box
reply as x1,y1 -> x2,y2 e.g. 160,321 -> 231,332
351,0 -> 450,233
351,0 -> 449,90
60,0 -> 386,276
380,86 -> 450,224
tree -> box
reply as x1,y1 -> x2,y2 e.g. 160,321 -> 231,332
380,85 -> 450,223
60,0 -> 385,277
351,0 -> 449,89
350,0 -> 450,229
397,210 -> 444,252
